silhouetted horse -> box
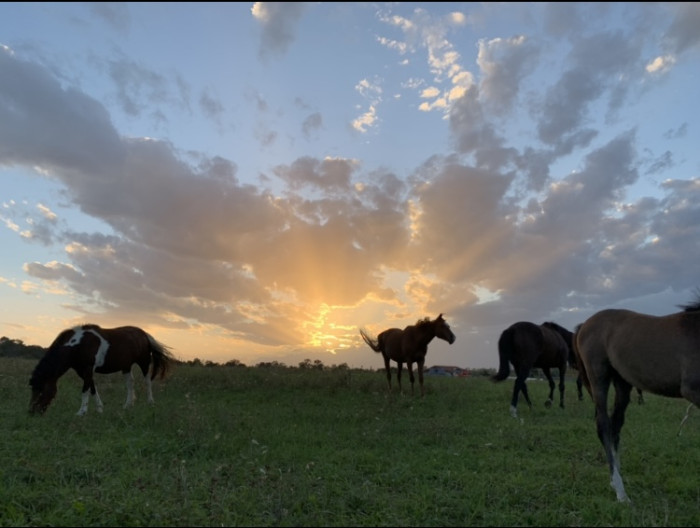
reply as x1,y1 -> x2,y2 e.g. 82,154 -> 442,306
359,313 -> 456,396
574,296 -> 700,502
29,324 -> 174,416
491,321 -> 574,417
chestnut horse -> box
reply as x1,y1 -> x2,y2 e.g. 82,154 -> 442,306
29,324 -> 174,416
574,295 -> 700,502
359,314 -> 456,396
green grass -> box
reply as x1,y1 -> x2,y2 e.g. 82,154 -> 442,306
2,358 -> 700,526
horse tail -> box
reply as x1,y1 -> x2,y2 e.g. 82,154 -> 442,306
147,334 -> 175,380
491,326 -> 513,382
571,324 -> 591,394
359,328 -> 381,353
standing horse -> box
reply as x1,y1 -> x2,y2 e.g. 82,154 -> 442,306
574,297 -> 700,502
491,321 -> 574,417
359,313 -> 456,396
29,324 -> 174,416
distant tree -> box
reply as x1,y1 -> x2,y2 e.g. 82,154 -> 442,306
255,361 -> 287,369
224,359 -> 246,368
298,359 -> 313,369
0,336 -> 46,359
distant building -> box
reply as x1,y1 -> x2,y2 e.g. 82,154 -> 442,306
424,365 -> 470,377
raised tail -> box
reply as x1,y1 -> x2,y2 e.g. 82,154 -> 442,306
147,334 -> 175,380
359,328 -> 381,353
491,327 -> 513,382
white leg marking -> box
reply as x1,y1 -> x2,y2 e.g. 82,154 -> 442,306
84,329 -> 110,369
678,403 -> 694,436
146,374 -> 155,404
77,391 -> 90,416
509,405 -> 518,418
610,449 -> 630,502
124,371 -> 135,408
94,388 -> 104,413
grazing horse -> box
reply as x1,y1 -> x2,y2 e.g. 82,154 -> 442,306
574,296 -> 700,502
491,321 -> 574,417
359,314 -> 456,396
29,324 -> 174,416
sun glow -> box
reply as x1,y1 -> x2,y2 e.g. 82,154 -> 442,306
302,303 -> 358,355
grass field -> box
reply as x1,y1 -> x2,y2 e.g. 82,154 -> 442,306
1,358 -> 700,526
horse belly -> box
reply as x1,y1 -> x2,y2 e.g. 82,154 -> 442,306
608,336 -> 683,397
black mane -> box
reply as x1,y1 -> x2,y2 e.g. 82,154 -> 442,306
679,289 -> 700,312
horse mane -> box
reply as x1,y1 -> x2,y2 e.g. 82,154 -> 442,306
679,291 -> 700,312
414,317 -> 432,327
29,348 -> 63,389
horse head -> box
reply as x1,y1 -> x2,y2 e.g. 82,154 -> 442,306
29,377 -> 58,415
435,314 -> 456,344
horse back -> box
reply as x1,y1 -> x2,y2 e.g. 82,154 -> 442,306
90,326 -> 152,374
577,309 -> 693,397
507,322 -> 544,368
534,325 -> 570,368
379,327 -> 428,362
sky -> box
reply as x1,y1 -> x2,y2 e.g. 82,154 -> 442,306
1,2 -> 699,371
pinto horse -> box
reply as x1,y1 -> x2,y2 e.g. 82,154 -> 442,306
359,313 -> 456,396
29,324 -> 174,416
491,321 -> 575,417
574,296 -> 700,502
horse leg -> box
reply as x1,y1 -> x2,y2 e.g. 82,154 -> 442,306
396,361 -> 404,394
577,373 -> 584,401
123,370 -> 136,408
77,374 -> 103,416
417,359 -> 425,397
383,355 -> 392,392
605,376 -> 632,502
542,367 -> 555,408
678,376 -> 700,435
407,361 -> 415,395
558,365 -> 566,409
678,403 -> 694,436
510,368 -> 532,418
146,372 -> 155,404
637,389 -> 644,405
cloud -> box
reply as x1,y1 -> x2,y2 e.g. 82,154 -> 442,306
301,112 -> 322,139
2,5 -> 699,370
251,2 -> 306,60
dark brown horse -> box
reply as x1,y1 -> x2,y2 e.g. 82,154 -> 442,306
29,324 -> 174,416
574,296 -> 700,502
359,313 -> 456,396
491,321 -> 574,417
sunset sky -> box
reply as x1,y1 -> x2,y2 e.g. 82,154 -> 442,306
1,3 -> 699,371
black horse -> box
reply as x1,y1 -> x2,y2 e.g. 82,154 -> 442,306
491,321 -> 574,417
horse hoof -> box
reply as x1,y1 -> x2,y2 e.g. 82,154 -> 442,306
544,399 -> 552,408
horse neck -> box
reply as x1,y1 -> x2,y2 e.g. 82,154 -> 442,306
413,324 -> 437,346
31,349 -> 72,388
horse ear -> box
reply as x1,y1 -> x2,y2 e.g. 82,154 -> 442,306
438,313 -> 444,320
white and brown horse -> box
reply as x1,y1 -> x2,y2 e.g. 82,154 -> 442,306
29,324 -> 174,416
